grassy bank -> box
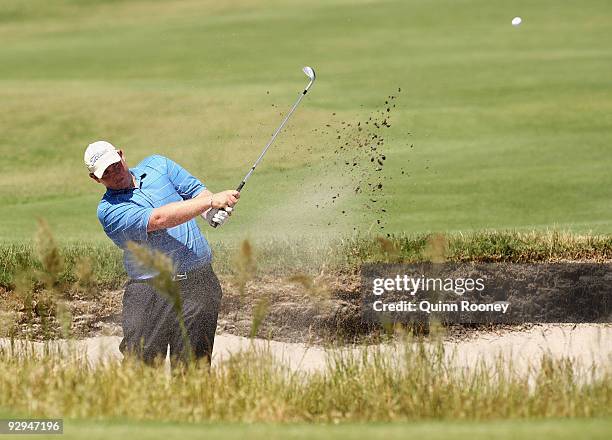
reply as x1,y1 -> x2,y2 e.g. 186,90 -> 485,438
1,231 -> 611,290
0,338 -> 609,423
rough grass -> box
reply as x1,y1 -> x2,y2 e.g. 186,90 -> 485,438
1,231 -> 610,290
0,336 -> 609,423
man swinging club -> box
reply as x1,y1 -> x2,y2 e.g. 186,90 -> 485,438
84,67 -> 315,365
85,140 -> 239,364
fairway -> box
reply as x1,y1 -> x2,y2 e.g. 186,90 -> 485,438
0,0 -> 611,243
9,418 -> 611,440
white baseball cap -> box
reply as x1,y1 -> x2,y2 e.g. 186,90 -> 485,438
84,140 -> 122,178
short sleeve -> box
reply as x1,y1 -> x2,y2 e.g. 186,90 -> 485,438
164,156 -> 206,200
98,202 -> 154,245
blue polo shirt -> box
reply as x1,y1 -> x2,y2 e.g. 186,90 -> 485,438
97,154 -> 212,280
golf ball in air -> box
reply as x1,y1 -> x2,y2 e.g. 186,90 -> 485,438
512,16 -> 522,26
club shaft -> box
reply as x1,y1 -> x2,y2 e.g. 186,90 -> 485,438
236,87 -> 310,192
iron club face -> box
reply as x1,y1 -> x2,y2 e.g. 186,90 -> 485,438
303,66 -> 316,93
303,66 -> 316,81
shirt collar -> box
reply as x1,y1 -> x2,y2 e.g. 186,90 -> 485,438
131,168 -> 147,188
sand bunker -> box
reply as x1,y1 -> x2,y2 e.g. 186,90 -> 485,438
2,324 -> 609,376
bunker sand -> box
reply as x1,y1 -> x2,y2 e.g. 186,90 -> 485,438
2,324 -> 609,376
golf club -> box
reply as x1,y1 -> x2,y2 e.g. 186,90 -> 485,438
206,66 -> 316,227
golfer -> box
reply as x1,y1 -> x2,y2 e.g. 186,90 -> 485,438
84,140 -> 239,365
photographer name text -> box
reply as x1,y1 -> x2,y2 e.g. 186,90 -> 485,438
370,275 -> 509,314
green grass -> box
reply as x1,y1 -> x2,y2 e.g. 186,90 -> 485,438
0,0 -> 611,242
5,418 -> 611,440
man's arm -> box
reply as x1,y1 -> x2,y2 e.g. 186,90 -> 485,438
195,188 -> 213,201
147,190 -> 239,232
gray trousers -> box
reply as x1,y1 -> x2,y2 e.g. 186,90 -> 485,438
119,263 -> 222,365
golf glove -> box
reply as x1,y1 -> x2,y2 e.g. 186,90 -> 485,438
204,206 -> 233,228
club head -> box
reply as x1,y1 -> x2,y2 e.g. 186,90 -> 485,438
302,66 -> 316,82
302,66 -> 316,93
